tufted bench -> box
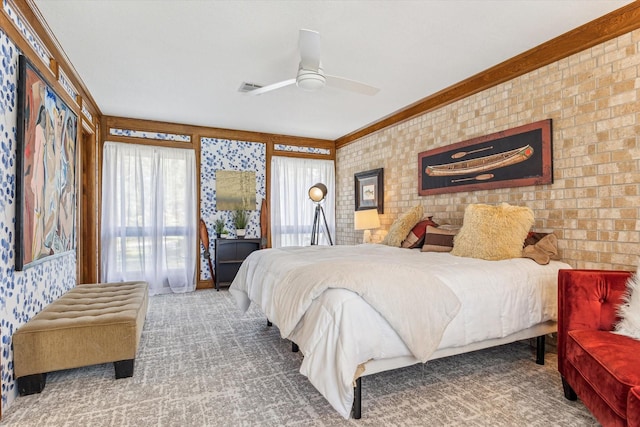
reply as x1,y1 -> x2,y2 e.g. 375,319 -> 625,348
13,281 -> 149,395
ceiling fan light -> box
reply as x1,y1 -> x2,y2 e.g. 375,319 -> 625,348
297,69 -> 326,91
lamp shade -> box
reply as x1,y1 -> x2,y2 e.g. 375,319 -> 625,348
354,209 -> 380,230
308,183 -> 328,202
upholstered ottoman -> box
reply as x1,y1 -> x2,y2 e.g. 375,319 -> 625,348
13,281 -> 148,395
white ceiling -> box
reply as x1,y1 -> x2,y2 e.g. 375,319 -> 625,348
33,0 -> 632,141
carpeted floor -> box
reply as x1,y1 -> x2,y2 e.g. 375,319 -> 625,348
1,289 -> 598,426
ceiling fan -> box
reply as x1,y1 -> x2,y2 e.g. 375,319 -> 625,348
246,29 -> 379,96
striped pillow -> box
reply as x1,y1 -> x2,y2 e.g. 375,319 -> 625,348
421,226 -> 458,252
401,216 -> 439,248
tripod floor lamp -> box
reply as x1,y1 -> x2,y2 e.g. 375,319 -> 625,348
308,183 -> 333,245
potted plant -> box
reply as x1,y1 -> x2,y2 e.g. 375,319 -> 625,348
232,209 -> 249,239
214,218 -> 228,239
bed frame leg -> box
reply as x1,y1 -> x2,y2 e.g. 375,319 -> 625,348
291,342 -> 299,352
352,377 -> 362,419
536,335 -> 545,365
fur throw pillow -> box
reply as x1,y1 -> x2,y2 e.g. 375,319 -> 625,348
381,205 -> 423,247
451,203 -> 534,261
614,262 -> 640,340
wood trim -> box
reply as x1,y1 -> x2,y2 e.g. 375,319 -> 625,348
79,129 -> 99,283
104,134 -> 195,150
270,150 -> 333,160
97,119 -> 107,282
193,131 -> 210,290
335,1 -> 640,148
197,278 -> 214,289
104,115 -> 333,148
265,139 -> 273,249
0,8 -> 70,104
48,57 -> 58,78
81,118 -> 95,134
105,116 -> 196,143
199,129 -> 332,148
21,0 -> 102,115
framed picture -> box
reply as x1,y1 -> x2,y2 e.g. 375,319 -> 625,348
15,55 -> 78,270
215,169 -> 256,210
354,168 -> 384,213
418,119 -> 552,196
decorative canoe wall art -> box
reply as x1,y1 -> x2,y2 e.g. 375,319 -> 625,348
418,119 -> 552,196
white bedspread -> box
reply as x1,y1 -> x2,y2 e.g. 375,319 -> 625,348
255,245 -> 460,360
229,244 -> 571,418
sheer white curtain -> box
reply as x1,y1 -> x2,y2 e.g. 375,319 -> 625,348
271,156 -> 335,247
101,142 -> 197,295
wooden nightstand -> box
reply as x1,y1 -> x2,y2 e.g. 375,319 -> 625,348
214,238 -> 261,291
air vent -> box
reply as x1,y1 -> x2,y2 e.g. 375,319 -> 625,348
238,82 -> 263,92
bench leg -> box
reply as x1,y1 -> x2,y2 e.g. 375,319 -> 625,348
114,359 -> 135,379
17,373 -> 47,395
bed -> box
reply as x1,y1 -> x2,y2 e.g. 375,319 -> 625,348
229,243 -> 571,419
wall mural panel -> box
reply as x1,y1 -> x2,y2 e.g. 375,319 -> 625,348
199,138 -> 265,281
0,30 -> 77,410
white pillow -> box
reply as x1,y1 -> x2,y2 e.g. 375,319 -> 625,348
614,261 -> 640,340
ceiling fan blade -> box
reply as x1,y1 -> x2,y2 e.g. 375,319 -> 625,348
325,74 -> 380,96
299,29 -> 321,71
246,78 -> 296,96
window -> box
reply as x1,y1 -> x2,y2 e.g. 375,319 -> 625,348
101,142 -> 197,295
270,156 -> 335,247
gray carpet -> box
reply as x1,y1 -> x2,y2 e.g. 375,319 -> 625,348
1,289 -> 598,426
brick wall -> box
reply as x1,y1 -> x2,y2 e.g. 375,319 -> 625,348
336,29 -> 639,270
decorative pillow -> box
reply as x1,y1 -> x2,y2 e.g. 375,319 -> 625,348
401,216 -> 439,248
450,203 -> 534,261
522,233 -> 560,265
524,231 -> 550,247
614,262 -> 640,340
381,205 -> 423,247
421,226 -> 458,252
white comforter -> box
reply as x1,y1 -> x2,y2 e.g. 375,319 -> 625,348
230,244 -> 571,418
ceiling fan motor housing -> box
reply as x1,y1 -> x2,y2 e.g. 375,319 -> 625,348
297,67 -> 326,91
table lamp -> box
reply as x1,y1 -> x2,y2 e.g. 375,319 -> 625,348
354,209 -> 380,243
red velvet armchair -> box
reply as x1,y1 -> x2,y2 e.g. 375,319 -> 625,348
558,269 -> 640,427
